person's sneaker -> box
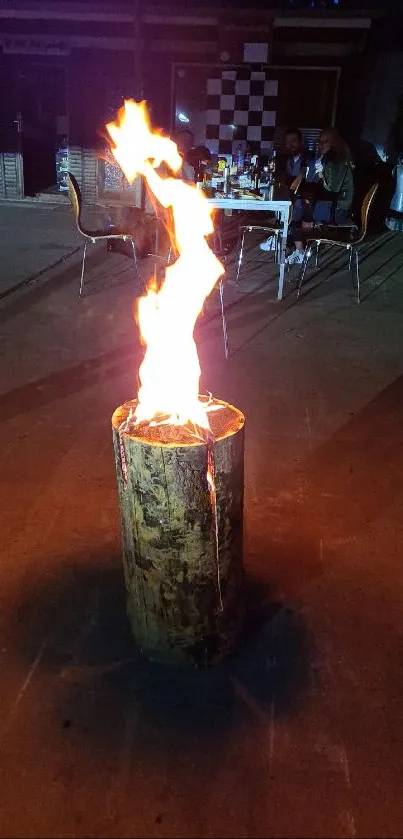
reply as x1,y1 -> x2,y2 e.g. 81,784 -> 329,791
259,235 -> 277,252
285,249 -> 305,265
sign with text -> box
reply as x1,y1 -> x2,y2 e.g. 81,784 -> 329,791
1,35 -> 70,56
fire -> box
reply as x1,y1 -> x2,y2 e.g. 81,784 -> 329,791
106,100 -> 225,431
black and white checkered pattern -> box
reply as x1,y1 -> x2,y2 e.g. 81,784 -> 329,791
205,68 -> 278,156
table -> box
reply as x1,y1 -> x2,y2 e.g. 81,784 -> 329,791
207,196 -> 292,300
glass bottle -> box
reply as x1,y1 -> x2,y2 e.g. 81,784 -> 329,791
234,144 -> 245,174
268,149 -> 277,180
223,164 -> 230,195
253,160 -> 261,193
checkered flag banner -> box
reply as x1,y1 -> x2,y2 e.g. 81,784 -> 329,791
205,68 -> 278,156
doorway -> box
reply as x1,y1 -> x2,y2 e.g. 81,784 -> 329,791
17,61 -> 67,196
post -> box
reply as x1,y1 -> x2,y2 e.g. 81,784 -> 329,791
133,0 -> 143,101
112,398 -> 245,667
133,0 -> 144,208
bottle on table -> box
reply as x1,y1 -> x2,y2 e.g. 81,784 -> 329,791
252,158 -> 261,193
262,165 -> 269,185
268,149 -> 277,180
223,164 -> 231,195
244,145 -> 252,174
267,149 -> 277,199
195,162 -> 204,189
234,144 -> 245,174
202,166 -> 212,193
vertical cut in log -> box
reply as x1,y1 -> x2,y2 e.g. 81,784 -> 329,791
112,398 -> 245,667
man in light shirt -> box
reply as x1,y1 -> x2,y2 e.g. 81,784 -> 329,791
284,127 -> 314,182
260,128 -> 314,252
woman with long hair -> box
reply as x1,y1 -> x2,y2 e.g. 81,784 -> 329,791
286,127 -> 355,265
315,128 -> 354,218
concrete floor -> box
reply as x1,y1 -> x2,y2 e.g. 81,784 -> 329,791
0,203 -> 81,298
1,209 -> 403,837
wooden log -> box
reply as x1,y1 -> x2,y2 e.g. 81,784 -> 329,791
112,398 -> 245,667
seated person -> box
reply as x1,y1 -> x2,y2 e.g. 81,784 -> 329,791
175,129 -> 212,184
260,127 -> 314,252
283,127 -> 314,183
175,128 -> 196,182
186,144 -> 212,183
286,127 -> 355,265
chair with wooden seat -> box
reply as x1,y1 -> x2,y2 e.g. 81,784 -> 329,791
235,176 -> 302,283
295,182 -> 379,303
67,172 -> 141,297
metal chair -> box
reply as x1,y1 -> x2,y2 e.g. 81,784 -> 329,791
296,182 -> 379,304
67,172 -> 141,298
144,204 -> 175,268
235,176 -> 302,283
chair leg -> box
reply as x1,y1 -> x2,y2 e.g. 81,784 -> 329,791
296,246 -> 312,300
155,217 -> 160,257
314,241 -> 320,268
348,246 -> 353,271
275,232 -> 281,264
354,248 -> 360,303
79,241 -> 88,298
236,230 -> 246,283
219,279 -> 229,360
130,240 -> 143,291
350,246 -> 360,299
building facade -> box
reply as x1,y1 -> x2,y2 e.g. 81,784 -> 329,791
0,0 -> 387,202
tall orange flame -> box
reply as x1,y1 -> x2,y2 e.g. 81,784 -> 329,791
106,100 -> 224,430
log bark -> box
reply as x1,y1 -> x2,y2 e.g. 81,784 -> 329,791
112,399 -> 245,666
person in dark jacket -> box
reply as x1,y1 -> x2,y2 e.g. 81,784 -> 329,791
260,128 -> 314,252
315,128 -> 354,221
284,127 -> 313,181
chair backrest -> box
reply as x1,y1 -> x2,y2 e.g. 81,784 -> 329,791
290,174 -> 302,194
287,174 -> 303,224
67,172 -> 83,232
358,182 -> 379,243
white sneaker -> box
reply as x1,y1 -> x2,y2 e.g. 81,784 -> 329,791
285,249 -> 305,265
259,235 -> 276,252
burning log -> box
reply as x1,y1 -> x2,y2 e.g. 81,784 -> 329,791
105,101 -> 246,665
112,398 -> 245,666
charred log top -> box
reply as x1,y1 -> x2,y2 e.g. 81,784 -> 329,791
112,397 -> 245,447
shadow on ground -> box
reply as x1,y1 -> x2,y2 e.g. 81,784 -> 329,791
0,344 -> 140,421
9,373 -> 403,758
0,245 -> 147,325
299,371 -> 403,536
9,550 -> 312,755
